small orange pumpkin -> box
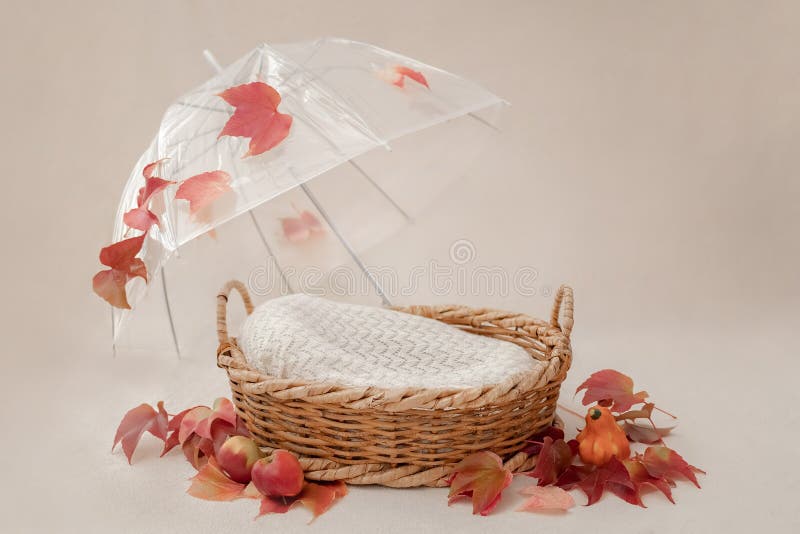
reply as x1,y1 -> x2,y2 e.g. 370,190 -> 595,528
576,405 -> 630,466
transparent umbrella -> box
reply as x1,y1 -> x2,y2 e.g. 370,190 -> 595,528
99,38 -> 507,356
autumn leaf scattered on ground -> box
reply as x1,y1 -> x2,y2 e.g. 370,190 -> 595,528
527,437 -> 576,486
447,451 -> 513,516
187,457 -> 248,501
624,459 -> 676,503
114,398 -> 247,470
640,446 -> 705,488
176,399 -> 247,469
161,407 -> 194,456
517,486 -> 575,512
523,426 -> 566,456
623,421 -> 676,444
576,369 -> 649,412
577,456 -> 644,507
218,81 -> 293,157
257,481 -> 348,523
112,401 -> 168,464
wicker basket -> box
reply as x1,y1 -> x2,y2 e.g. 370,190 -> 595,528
216,280 -> 573,488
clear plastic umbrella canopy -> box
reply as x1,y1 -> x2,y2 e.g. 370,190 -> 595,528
109,38 -> 506,356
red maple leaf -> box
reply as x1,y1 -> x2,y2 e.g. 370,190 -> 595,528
624,459 -> 676,504
218,81 -> 293,157
447,451 -> 513,516
257,481 -> 348,523
528,437 -> 576,486
92,234 -> 147,309
577,456 -> 644,507
112,402 -> 169,464
640,446 -> 705,488
575,369 -> 649,412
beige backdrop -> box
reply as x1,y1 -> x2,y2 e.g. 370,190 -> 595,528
1,1 -> 798,532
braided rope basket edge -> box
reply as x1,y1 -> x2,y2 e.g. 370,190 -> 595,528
216,280 -> 574,488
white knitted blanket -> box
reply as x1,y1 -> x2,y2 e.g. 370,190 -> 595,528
239,294 -> 541,389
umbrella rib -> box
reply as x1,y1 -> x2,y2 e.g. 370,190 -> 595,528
164,127 -> 220,151
160,267 -> 181,357
348,160 -> 411,222
110,308 -> 116,358
247,210 -> 294,294
468,111 -> 502,132
299,181 -> 392,307
175,101 -> 227,114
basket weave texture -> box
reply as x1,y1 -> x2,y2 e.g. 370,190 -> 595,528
216,281 -> 574,488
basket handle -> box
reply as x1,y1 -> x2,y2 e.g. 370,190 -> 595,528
217,280 -> 254,345
550,285 -> 574,338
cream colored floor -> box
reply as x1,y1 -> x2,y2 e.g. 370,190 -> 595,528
1,1 -> 798,532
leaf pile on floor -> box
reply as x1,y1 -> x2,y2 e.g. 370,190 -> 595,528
113,397 -> 346,522
446,369 -> 704,515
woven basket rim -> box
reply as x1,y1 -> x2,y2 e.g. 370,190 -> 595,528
216,281 -> 574,412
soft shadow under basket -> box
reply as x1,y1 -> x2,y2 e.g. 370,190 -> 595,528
216,280 -> 573,488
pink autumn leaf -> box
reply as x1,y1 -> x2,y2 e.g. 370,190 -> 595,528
161,407 -> 195,456
517,485 -> 575,512
92,235 -> 147,309
379,65 -> 430,88
142,158 -> 169,180
218,81 -> 293,157
187,457 -> 247,501
136,177 -> 173,207
178,406 -> 213,443
125,173 -> 174,232
175,399 -> 245,469
123,207 -> 159,232
257,481 -> 348,523
112,402 -> 169,464
194,398 -> 238,440
281,210 -> 324,242
182,434 -> 216,470
175,171 -> 232,218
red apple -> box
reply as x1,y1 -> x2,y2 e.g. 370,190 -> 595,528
251,449 -> 304,497
216,436 -> 264,484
